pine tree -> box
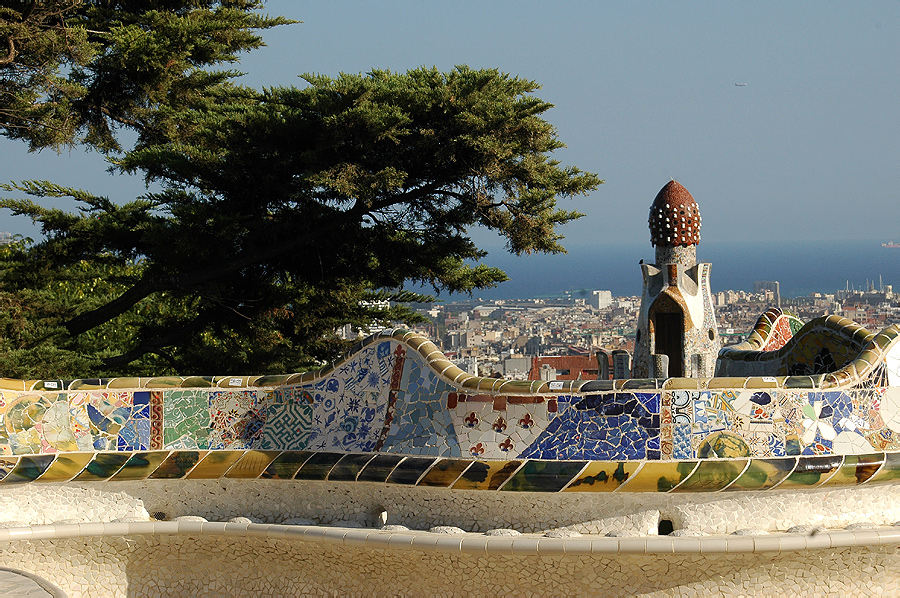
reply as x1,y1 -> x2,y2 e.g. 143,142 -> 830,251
1,8 -> 602,377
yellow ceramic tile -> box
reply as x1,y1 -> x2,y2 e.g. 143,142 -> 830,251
723,458 -> 796,491
110,451 -> 171,481
72,453 -> 131,481
417,459 -> 471,487
34,453 -> 94,482
671,459 -> 748,492
224,451 -> 281,478
564,461 -> 641,492
186,451 -> 245,479
451,460 -> 521,490
617,461 -> 698,492
819,453 -> 884,487
149,451 -> 207,479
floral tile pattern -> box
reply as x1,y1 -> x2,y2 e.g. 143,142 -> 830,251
208,390 -> 266,450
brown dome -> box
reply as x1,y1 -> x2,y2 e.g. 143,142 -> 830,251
648,180 -> 701,247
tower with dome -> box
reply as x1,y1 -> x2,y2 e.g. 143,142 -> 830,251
633,180 -> 720,378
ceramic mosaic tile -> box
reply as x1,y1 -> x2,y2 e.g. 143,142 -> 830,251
819,452 -> 884,487
304,344 -> 392,453
564,461 -> 641,492
73,453 -> 131,481
185,450 -> 244,478
2,326 -> 900,494
2,454 -> 55,483
0,456 -> 18,481
257,403 -> 313,450
328,453 -> 376,481
110,451 -> 171,481
34,452 -> 93,482
723,457 -> 796,491
149,450 -> 206,479
163,390 -> 210,449
386,457 -> 436,484
356,453 -> 404,482
451,460 -> 521,490
500,460 -> 588,492
416,458 -> 471,487
521,393 -> 659,460
261,450 -> 314,479
224,450 -> 280,478
208,390 -> 265,450
294,452 -> 344,480
378,350 -> 459,457
671,459 -> 748,492
620,461 -> 697,492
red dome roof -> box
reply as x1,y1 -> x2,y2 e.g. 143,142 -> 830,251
648,180 -> 701,246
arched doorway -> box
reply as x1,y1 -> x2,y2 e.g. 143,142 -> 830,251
654,311 -> 684,377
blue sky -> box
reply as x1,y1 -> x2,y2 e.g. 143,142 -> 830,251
3,1 -> 899,253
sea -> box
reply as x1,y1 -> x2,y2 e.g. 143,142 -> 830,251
433,239 -> 900,301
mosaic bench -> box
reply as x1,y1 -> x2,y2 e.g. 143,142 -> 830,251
5,317 -> 900,597
2,315 -> 900,492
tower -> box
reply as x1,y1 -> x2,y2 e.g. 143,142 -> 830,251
633,181 -> 719,378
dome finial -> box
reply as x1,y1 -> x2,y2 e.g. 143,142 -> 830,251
648,180 -> 701,247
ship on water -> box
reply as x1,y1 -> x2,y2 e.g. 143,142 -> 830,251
883,241 -> 900,248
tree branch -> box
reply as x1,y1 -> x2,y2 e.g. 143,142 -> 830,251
101,309 -> 214,368
0,36 -> 16,66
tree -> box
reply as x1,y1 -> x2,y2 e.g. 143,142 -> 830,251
0,0 -> 290,151
1,8 -> 602,376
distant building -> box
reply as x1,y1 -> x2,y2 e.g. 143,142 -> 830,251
754,280 -> 781,308
527,354 -> 599,381
590,290 -> 613,310
0,232 -> 12,246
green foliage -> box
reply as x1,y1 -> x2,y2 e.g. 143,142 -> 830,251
0,0 -> 291,151
0,7 -> 602,376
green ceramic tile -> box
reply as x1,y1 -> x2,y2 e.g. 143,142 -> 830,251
777,456 -> 844,488
73,453 -> 131,481
328,453 -> 376,482
0,454 -> 55,483
671,459 -> 748,492
294,452 -> 344,480
162,390 -> 210,449
819,453 -> 884,487
261,451 -> 314,479
224,451 -> 281,478
564,461 -> 641,492
452,460 -> 521,490
500,460 -> 588,492
618,461 -> 698,492
149,451 -> 206,479
35,453 -> 94,482
109,451 -> 171,481
186,451 -> 245,479
415,458 -> 471,487
723,458 -> 796,491
386,457 -> 437,485
357,454 -> 405,482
